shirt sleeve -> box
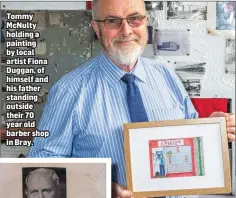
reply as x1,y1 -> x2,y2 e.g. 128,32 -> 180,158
184,96 -> 199,119
27,84 -> 77,157
161,65 -> 199,119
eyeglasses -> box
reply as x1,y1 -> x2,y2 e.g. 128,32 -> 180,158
95,15 -> 146,29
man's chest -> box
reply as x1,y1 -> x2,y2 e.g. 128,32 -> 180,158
75,82 -> 185,139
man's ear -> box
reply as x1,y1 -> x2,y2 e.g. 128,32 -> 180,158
25,189 -> 29,198
91,20 -> 101,40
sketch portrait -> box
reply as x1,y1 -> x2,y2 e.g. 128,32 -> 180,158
22,167 -> 67,198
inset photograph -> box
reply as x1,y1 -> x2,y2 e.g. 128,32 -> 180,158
0,159 -> 110,198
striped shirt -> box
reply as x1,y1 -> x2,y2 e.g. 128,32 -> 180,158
28,51 -> 198,190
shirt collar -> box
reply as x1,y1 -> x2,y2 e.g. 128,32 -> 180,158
99,51 -> 146,87
132,56 -> 146,83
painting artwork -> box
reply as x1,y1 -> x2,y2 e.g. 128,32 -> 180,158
149,137 -> 205,178
172,62 -> 206,97
174,62 -> 206,78
145,1 -> 163,11
216,2 -> 235,30
225,38 -> 235,74
167,2 -> 207,20
181,79 -> 201,97
153,29 -> 190,56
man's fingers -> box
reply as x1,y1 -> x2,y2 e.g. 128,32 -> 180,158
228,133 -> 235,142
117,188 -> 132,198
227,121 -> 235,127
120,190 -> 132,198
226,114 -> 235,127
227,127 -> 236,133
210,111 -> 228,117
112,182 -> 123,194
112,183 -> 132,198
112,196 -> 121,198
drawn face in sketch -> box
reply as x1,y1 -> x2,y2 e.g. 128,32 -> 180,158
25,169 -> 59,198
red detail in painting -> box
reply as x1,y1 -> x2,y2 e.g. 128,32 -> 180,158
149,138 -> 197,179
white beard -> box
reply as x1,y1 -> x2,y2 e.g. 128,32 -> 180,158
108,44 -> 143,66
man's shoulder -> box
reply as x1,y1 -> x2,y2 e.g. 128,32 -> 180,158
140,56 -> 175,74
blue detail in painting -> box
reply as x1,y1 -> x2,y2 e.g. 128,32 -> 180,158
156,151 -> 166,176
159,154 -> 165,176
157,41 -> 179,51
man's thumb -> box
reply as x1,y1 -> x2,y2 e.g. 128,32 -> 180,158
209,111 -> 228,117
112,182 -> 132,198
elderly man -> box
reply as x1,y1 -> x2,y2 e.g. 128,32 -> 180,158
27,0 -> 235,197
25,168 -> 60,198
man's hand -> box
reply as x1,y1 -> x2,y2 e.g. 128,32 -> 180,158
210,112 -> 235,141
112,182 -> 132,198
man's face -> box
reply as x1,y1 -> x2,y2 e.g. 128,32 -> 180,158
92,0 -> 148,66
26,174 -> 57,198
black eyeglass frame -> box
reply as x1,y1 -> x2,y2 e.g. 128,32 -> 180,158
94,15 -> 147,29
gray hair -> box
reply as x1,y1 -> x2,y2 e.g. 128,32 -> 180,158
92,0 -> 146,20
25,168 -> 60,188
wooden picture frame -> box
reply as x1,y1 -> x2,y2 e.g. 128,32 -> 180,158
232,142 -> 235,195
124,117 -> 231,197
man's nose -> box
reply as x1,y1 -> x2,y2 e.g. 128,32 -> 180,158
38,192 -> 44,198
120,19 -> 133,36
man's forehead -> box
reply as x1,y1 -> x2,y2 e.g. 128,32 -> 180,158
28,174 -> 53,185
97,0 -> 145,18
28,171 -> 47,179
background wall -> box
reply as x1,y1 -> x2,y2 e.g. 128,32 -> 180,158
142,2 -> 235,111
0,1 -> 235,155
0,1 -> 235,197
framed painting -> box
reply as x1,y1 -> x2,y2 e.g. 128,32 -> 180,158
124,117 -> 231,197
